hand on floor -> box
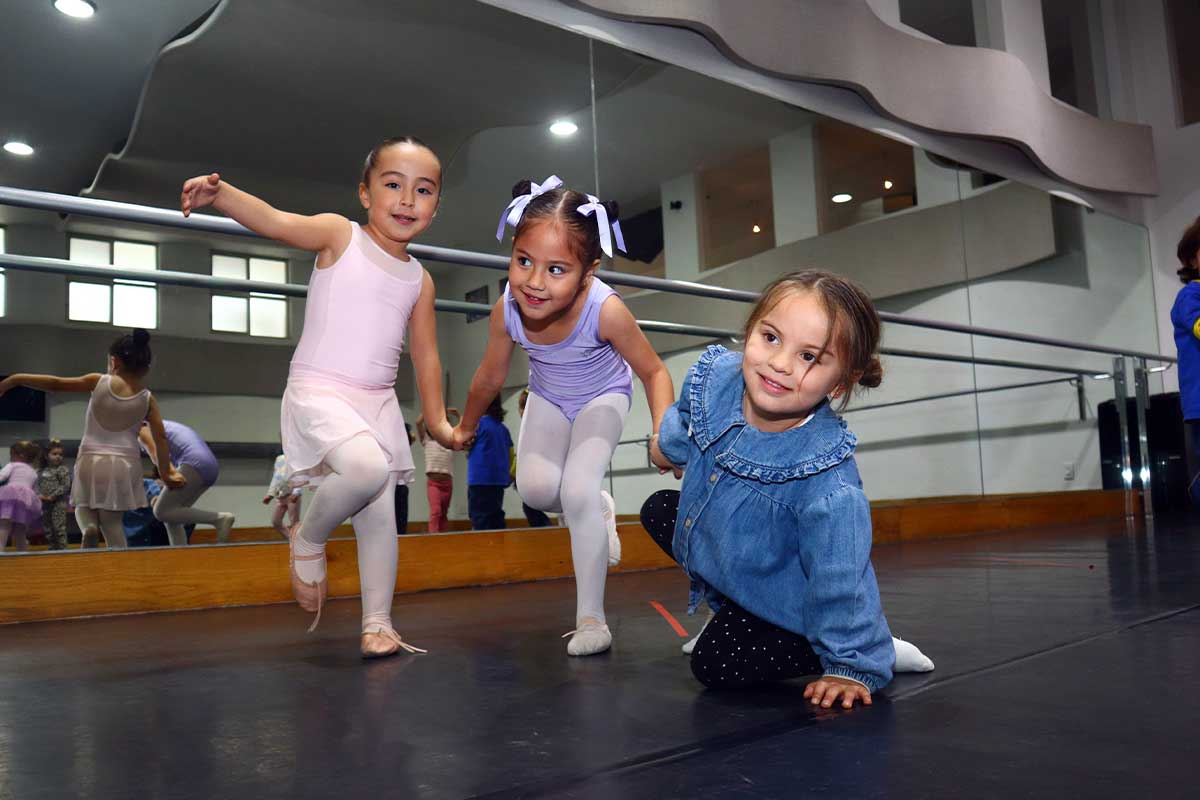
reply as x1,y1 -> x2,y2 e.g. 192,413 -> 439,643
803,676 -> 873,709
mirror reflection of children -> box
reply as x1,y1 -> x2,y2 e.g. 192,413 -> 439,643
0,329 -> 185,550
0,441 -> 44,552
417,408 -> 459,533
37,440 -> 71,550
139,419 -> 234,545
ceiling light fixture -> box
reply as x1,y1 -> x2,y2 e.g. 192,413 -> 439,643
549,120 -> 578,137
54,0 -> 95,18
3,142 -> 34,156
883,179 -> 894,190
832,193 -> 853,204
752,224 -> 761,234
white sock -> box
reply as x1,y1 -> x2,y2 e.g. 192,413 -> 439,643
293,531 -> 326,585
893,636 -> 935,672
682,613 -> 712,655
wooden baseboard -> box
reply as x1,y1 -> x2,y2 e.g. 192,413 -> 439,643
0,489 -> 1140,624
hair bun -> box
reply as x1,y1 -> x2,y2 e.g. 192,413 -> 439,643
132,328 -> 150,346
858,357 -> 883,389
601,199 -> 620,221
511,179 -> 534,199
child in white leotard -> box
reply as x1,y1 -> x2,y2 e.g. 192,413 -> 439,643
0,329 -> 184,550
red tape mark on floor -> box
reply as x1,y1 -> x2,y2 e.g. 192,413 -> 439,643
650,601 -> 690,638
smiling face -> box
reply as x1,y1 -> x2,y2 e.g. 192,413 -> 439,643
740,290 -> 848,432
357,142 -> 441,249
508,218 -> 598,325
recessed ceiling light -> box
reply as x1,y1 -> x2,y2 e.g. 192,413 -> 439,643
752,224 -> 761,234
54,0 -> 95,18
549,120 -> 578,137
883,179 -> 894,190
3,142 -> 34,156
832,193 -> 853,204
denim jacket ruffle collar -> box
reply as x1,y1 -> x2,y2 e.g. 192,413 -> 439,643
687,345 -> 857,482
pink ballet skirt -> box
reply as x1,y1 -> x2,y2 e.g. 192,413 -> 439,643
281,375 -> 415,489
71,453 -> 148,511
0,483 -> 42,528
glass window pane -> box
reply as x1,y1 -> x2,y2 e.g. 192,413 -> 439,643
68,282 -> 111,322
212,254 -> 247,280
212,295 -> 248,333
898,0 -> 976,46
1167,0 -> 1200,126
249,296 -> 287,338
249,257 -> 287,284
113,282 -> 157,328
112,240 -> 157,271
69,238 -> 111,267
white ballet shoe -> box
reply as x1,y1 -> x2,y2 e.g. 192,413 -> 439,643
215,512 -> 236,543
563,617 -> 612,656
601,490 -> 620,567
892,636 -> 935,672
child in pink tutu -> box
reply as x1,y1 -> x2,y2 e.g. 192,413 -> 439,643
181,135 -> 455,658
0,441 -> 44,552
0,329 -> 185,550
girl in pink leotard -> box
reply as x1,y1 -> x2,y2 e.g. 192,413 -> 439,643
182,137 -> 455,659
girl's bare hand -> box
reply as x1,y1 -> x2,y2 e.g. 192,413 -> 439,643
181,173 -> 221,217
803,676 -> 873,709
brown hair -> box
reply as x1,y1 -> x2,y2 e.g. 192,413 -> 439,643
109,328 -> 152,376
1177,215 -> 1200,284
360,136 -> 440,186
744,270 -> 882,411
46,439 -> 64,454
509,179 -> 619,268
10,440 -> 42,466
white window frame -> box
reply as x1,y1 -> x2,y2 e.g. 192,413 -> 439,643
210,253 -> 289,339
67,236 -> 159,329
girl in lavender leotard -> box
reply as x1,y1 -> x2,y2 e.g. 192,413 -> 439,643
138,419 -> 233,545
454,176 -> 677,657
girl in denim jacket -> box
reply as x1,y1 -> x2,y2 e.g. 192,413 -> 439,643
641,271 -> 933,709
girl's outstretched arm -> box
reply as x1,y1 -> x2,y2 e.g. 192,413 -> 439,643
598,297 -> 678,475
409,271 -> 454,448
455,301 -> 515,449
0,373 -> 101,396
181,173 -> 350,265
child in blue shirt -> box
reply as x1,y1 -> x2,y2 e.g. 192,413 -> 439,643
1169,216 -> 1200,502
642,271 -> 933,709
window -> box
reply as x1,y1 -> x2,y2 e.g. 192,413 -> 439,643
67,237 -> 158,328
0,226 -> 6,317
898,0 -> 976,47
210,254 -> 288,338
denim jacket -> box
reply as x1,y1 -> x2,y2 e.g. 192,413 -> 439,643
658,345 -> 894,692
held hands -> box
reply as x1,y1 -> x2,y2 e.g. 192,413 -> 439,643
162,468 -> 188,490
180,173 -> 221,217
803,676 -> 873,709
429,418 -> 456,450
648,435 -> 682,479
451,423 -> 477,451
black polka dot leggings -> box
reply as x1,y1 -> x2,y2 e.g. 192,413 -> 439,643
640,489 -> 823,689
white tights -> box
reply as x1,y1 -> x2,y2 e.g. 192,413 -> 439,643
76,507 -> 128,550
153,464 -> 224,546
517,392 -> 628,625
294,434 -> 400,633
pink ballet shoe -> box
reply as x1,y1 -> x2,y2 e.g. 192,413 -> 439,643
361,626 -> 428,659
287,524 -> 327,632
